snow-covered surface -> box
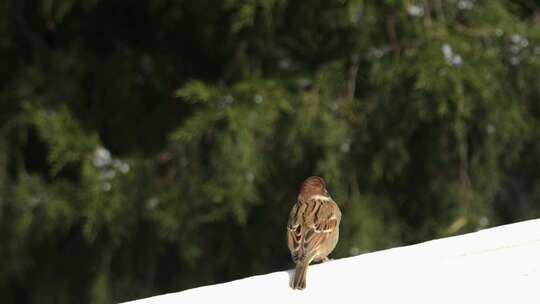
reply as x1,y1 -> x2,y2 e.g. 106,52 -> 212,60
123,219 -> 540,304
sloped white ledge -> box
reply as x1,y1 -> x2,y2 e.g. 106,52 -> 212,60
123,219 -> 540,304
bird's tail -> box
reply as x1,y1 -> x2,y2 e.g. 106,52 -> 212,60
292,262 -> 309,290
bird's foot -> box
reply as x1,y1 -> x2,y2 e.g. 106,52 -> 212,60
320,257 -> 333,263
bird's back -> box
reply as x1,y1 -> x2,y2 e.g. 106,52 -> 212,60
287,196 -> 341,263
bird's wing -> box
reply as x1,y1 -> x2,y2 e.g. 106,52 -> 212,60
287,202 -> 304,261
287,198 -> 340,262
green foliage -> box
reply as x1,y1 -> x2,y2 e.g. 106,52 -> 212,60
2,0 -> 540,303
24,103 -> 99,174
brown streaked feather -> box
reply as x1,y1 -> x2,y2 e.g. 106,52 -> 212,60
287,197 -> 341,263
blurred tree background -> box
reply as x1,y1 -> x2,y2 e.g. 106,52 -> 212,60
2,0 -> 540,302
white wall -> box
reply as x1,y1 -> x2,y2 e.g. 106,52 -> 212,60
123,219 -> 540,304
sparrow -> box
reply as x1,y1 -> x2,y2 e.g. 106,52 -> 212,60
287,176 -> 342,290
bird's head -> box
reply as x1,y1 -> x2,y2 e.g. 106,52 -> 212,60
298,176 -> 330,201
